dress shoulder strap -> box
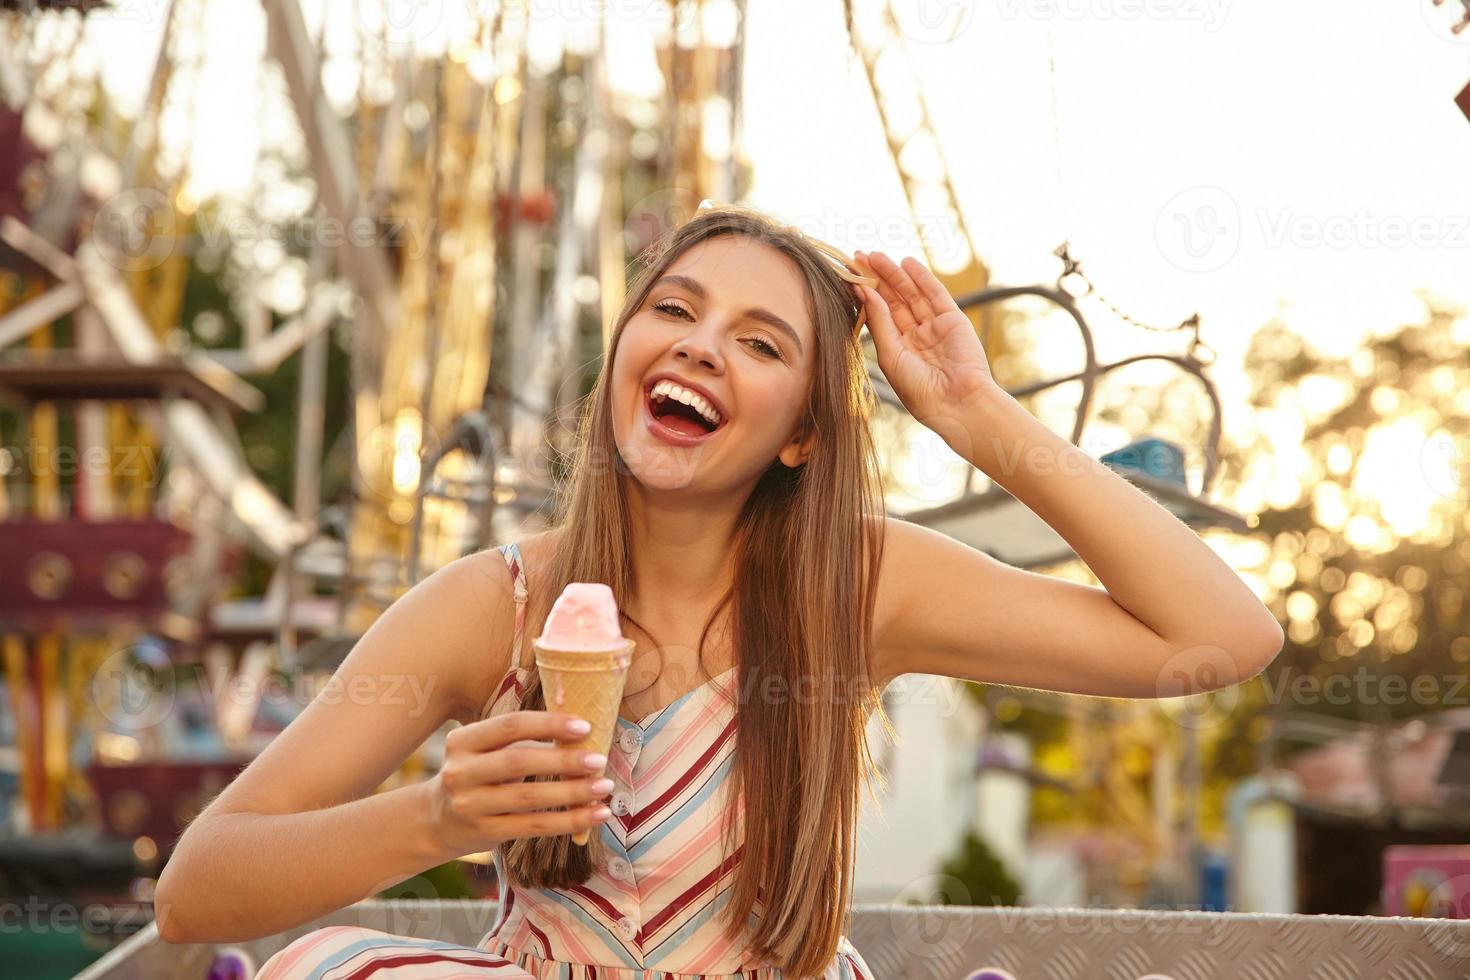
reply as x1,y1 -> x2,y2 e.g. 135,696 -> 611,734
496,542 -> 531,671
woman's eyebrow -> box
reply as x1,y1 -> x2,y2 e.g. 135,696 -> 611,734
652,274 -> 805,357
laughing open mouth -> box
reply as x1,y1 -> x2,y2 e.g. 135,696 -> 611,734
645,379 -> 728,438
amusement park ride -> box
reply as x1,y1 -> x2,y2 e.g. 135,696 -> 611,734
5,0 -> 1467,946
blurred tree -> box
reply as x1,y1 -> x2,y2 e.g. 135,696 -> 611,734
375,860 -> 476,901
935,829 -> 1022,907
1222,297 -> 1469,737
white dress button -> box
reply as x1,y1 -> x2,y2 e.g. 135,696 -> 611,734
617,728 -> 642,754
616,915 -> 637,941
606,856 -> 633,882
610,789 -> 634,816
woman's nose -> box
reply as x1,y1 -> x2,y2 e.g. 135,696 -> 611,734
672,328 -> 724,371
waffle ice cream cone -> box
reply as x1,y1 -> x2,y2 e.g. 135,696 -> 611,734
534,584 -> 634,846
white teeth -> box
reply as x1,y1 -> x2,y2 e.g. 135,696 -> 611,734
649,380 -> 723,428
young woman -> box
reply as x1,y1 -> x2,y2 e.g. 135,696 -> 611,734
158,203 -> 1282,978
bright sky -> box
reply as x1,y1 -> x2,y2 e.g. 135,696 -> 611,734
47,0 -> 1470,539
739,0 -> 1470,425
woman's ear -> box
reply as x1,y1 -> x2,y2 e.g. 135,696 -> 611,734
778,426 -> 818,469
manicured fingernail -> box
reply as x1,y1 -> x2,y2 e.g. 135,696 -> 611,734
567,718 -> 591,735
591,778 -> 614,793
582,752 -> 607,769
593,807 -> 612,820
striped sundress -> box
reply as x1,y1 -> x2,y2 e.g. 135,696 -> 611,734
254,542 -> 873,979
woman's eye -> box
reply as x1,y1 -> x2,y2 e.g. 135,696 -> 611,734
652,300 -> 692,319
745,337 -> 783,359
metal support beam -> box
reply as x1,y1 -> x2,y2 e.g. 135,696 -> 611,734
260,0 -> 398,395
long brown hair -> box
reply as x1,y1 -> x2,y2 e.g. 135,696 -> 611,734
497,203 -> 896,975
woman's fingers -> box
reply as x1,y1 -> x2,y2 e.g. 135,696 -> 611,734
900,254 -> 960,318
453,741 -> 606,787
460,773 -> 614,819
488,802 -> 614,841
866,251 -> 936,325
857,251 -> 917,333
857,283 -> 904,371
448,709 -> 591,755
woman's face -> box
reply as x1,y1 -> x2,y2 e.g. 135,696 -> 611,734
612,235 -> 818,494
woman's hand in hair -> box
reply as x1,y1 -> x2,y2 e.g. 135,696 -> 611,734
852,250 -> 997,428
427,710 -> 615,857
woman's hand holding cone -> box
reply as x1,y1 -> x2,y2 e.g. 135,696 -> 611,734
426,710 -> 614,858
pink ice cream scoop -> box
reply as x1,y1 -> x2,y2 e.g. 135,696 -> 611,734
536,583 -> 627,651
533,582 -> 633,847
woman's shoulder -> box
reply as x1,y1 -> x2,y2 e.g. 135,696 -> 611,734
495,527 -> 561,601
467,527 -> 559,589
457,529 -> 562,720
